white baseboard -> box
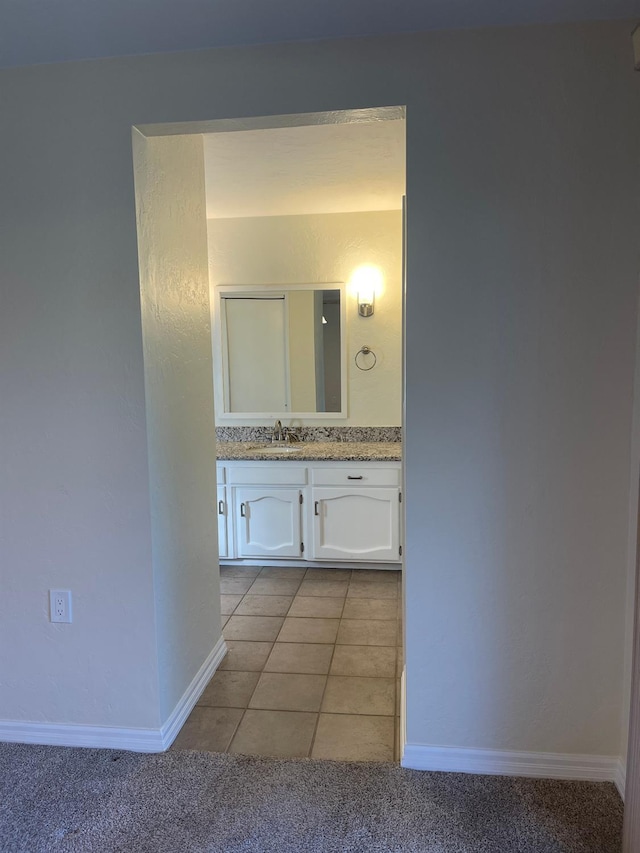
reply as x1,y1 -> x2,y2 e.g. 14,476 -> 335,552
399,665 -> 406,758
0,719 -> 166,752
615,757 -> 626,799
0,636 -> 227,754
402,743 -> 620,784
220,559 -> 400,571
160,635 -> 227,750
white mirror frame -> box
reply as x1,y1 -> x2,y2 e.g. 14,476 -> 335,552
212,282 -> 348,421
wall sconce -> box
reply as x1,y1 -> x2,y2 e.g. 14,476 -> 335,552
358,285 -> 375,318
350,264 -> 383,318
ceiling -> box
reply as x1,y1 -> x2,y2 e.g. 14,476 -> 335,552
203,120 -> 406,219
1,0 -> 639,70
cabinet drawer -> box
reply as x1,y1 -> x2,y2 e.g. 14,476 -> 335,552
311,467 -> 400,487
228,466 -> 307,486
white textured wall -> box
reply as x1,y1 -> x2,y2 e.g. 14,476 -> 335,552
133,132 -> 221,723
207,211 -> 403,426
0,22 -> 638,761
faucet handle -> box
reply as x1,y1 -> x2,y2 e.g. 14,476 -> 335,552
272,419 -> 284,443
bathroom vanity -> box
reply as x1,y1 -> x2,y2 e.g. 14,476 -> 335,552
211,279 -> 403,569
216,443 -> 402,568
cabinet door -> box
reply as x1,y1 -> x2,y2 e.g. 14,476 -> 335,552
217,486 -> 229,559
312,487 -> 400,562
235,488 -> 302,558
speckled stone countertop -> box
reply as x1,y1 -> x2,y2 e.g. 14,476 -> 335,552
216,441 -> 402,462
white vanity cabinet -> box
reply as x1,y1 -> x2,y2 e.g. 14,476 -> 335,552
225,464 -> 307,561
217,486 -> 229,558
234,487 -> 303,558
216,466 -> 229,559
310,466 -> 401,562
217,459 -> 402,567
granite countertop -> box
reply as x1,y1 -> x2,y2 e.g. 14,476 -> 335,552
216,441 -> 402,462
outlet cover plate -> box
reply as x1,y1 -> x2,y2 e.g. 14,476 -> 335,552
49,589 -> 72,623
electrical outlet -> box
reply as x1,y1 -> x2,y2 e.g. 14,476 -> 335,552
49,589 -> 72,623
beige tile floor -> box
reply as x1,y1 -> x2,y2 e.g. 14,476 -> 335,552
172,565 -> 403,762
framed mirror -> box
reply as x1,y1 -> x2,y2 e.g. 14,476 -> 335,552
213,283 -> 347,419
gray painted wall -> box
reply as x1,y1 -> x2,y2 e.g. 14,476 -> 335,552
0,22 -> 638,762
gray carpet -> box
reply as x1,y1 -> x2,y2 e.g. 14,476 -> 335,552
0,743 -> 622,852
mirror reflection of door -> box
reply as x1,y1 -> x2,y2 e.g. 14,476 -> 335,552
321,293 -> 341,412
287,290 -> 317,412
224,296 -> 289,412
219,286 -> 343,416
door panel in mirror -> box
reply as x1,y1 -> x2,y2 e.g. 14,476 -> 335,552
215,284 -> 346,418
224,296 -> 288,412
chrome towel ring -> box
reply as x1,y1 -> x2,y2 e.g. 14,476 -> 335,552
355,345 -> 377,371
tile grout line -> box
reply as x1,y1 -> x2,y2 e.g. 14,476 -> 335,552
223,567 -> 297,754
217,567 -> 401,760
230,568 -> 332,758
237,569 -> 293,719
224,582 -> 253,755
227,567 -> 314,753
225,706 -> 248,754
222,661 -> 398,677
308,573 -> 351,757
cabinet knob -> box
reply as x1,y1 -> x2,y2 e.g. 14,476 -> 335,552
347,475 -> 364,480
240,502 -> 246,517
314,501 -> 320,517
218,500 -> 225,515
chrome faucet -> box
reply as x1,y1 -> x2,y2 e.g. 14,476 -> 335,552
272,419 -> 284,443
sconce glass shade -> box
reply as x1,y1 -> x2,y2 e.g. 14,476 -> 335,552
351,264 -> 382,318
358,293 -> 375,317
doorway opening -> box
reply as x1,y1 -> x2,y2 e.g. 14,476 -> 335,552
132,106 -> 407,761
